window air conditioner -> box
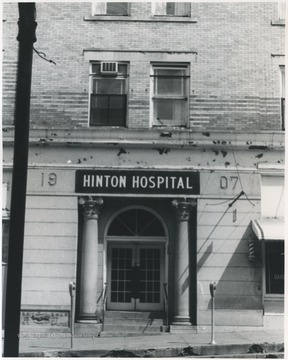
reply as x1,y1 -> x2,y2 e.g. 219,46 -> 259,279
100,62 -> 118,75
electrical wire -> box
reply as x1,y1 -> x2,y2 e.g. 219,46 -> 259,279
231,143 -> 255,206
33,47 -> 56,65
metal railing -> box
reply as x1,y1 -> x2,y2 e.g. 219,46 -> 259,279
163,283 -> 169,332
101,282 -> 108,332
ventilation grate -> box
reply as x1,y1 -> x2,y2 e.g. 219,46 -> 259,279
100,62 -> 118,74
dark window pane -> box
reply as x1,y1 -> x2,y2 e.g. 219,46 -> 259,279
154,282 -> 160,292
2,220 -> 10,263
147,293 -> 153,302
155,75 -> 184,96
166,2 -> 175,15
111,292 -> 117,302
90,95 -> 126,126
265,241 -> 284,294
118,293 -> 124,302
154,293 -> 160,303
118,281 -> 124,291
107,2 -> 128,15
111,281 -> 117,291
94,79 -> 125,95
154,98 -> 186,124
108,209 -> 165,236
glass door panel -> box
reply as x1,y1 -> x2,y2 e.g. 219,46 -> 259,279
107,243 -> 164,311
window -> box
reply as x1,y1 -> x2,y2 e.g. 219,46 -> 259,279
92,2 -> 129,16
152,2 -> 190,17
278,2 -> 286,20
90,62 -> 128,126
151,64 -> 189,126
265,241 -> 284,294
280,66 -> 285,130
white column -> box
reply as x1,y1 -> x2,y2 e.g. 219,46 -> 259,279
172,199 -> 196,324
79,196 -> 103,321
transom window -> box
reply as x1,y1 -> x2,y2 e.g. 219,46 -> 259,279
152,2 -> 191,17
151,64 -> 189,127
92,2 -> 129,16
108,208 -> 165,237
90,62 -> 128,126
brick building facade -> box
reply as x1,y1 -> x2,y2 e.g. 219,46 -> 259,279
2,2 -> 285,335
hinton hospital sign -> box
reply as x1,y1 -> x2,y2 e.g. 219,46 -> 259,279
75,170 -> 200,195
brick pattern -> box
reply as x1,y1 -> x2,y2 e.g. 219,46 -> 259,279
2,2 -> 285,131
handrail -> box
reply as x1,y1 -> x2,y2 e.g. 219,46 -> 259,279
163,283 -> 169,332
101,282 -> 107,332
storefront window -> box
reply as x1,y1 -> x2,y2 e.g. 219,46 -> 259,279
265,241 -> 284,294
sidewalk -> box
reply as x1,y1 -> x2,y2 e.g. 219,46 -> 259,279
18,329 -> 285,358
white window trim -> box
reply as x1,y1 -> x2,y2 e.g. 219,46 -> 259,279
152,2 -> 191,17
92,2 -> 130,16
150,63 -> 190,127
278,2 -> 286,20
89,62 -> 129,127
2,182 -> 10,219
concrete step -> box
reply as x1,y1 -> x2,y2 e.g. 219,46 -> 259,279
104,311 -> 164,320
102,324 -> 163,333
170,324 -> 197,334
104,318 -> 163,326
102,311 -> 165,334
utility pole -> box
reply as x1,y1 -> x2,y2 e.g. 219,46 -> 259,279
3,3 -> 37,357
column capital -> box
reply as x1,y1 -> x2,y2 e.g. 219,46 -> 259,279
172,199 -> 196,221
79,196 -> 103,219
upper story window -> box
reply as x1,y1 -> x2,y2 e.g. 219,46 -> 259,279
152,2 -> 191,17
151,64 -> 189,127
90,62 -> 128,126
280,66 -> 285,130
92,2 -> 129,16
278,2 -> 286,20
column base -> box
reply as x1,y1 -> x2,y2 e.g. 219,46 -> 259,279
77,314 -> 100,324
172,315 -> 191,326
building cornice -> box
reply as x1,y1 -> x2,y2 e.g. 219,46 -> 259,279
2,127 -> 285,151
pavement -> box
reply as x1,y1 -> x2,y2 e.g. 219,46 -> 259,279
16,328 -> 285,358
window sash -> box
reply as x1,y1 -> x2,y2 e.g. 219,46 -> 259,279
278,2 -> 286,20
92,78 -> 126,95
153,98 -> 187,125
153,2 -> 190,16
92,2 -> 129,16
90,94 -> 127,126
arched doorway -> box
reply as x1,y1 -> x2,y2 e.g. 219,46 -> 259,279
105,207 -> 168,311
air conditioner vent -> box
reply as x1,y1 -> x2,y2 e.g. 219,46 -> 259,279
100,62 -> 118,74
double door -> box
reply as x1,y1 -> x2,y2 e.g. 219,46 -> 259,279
107,243 -> 165,311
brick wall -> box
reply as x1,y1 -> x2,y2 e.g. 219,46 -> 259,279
2,2 -> 285,131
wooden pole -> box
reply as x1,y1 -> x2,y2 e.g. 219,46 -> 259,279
3,3 -> 37,357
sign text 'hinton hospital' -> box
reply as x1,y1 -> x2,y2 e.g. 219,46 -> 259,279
75,170 -> 200,195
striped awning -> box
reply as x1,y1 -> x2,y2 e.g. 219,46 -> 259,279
251,218 -> 285,241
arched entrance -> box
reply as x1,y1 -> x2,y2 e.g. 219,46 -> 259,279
105,207 -> 168,311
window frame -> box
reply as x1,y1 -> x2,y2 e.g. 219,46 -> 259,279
89,62 -> 129,127
280,66 -> 285,130
152,2 -> 191,17
150,63 -> 190,127
278,2 -> 286,20
92,2 -> 130,16
262,240 -> 284,297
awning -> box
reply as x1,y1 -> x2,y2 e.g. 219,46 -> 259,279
251,218 -> 285,241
